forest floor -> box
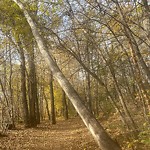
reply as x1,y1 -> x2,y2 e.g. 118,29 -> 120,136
0,116 -> 149,150
0,118 -> 99,150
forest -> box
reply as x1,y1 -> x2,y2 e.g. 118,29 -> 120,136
0,0 -> 150,150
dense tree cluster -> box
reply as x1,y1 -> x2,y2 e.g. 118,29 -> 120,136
0,0 -> 149,150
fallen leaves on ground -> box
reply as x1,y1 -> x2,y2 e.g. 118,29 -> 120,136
0,118 -> 99,150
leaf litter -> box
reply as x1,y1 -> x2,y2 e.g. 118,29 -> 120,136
0,118 -> 99,150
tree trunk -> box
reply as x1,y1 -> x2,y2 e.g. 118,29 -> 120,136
28,48 -> 38,127
43,90 -> 51,120
49,73 -> 56,124
8,43 -> 15,129
62,89 -> 68,120
85,44 -> 92,112
17,41 -> 30,127
86,72 -> 92,112
12,1 -> 122,149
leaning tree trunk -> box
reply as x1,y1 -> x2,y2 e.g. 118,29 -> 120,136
12,1 -> 121,150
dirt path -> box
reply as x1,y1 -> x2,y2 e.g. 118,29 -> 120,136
0,118 -> 99,150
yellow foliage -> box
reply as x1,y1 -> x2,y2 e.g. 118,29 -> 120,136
0,0 -> 33,43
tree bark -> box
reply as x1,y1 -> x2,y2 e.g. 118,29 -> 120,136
8,43 -> 15,129
28,46 -> 40,126
17,41 -> 30,127
49,73 -> 56,124
85,43 -> 92,112
62,89 -> 68,120
43,90 -> 51,120
12,1 -> 122,149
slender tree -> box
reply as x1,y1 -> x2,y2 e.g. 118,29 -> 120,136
49,73 -> 56,124
16,40 -> 30,127
62,89 -> 68,120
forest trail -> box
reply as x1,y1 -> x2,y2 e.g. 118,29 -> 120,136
0,118 -> 99,150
